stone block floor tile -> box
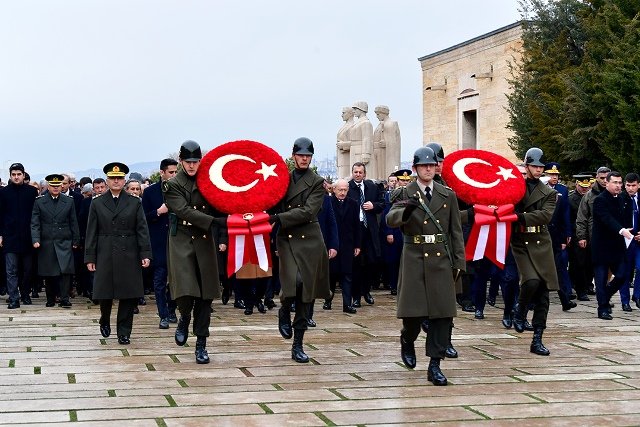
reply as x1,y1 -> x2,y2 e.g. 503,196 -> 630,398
1,289 -> 640,425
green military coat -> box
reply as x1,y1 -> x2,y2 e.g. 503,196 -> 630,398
31,194 -> 80,276
85,192 -> 152,300
387,181 -> 465,319
163,170 -> 221,301
511,180 -> 559,291
275,168 -> 331,303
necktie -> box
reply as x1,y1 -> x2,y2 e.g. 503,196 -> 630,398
113,197 -> 119,206
424,186 -> 432,202
358,183 -> 367,227
633,195 -> 638,230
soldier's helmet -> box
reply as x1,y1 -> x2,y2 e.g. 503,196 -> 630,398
524,147 -> 545,167
179,140 -> 202,161
413,147 -> 438,166
292,137 -> 314,156
425,142 -> 445,162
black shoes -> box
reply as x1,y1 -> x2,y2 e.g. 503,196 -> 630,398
562,301 -> 577,311
175,315 -> 191,346
256,300 -> 266,313
400,337 -> 416,369
167,313 -> 178,323
513,306 -> 526,333
530,327 -> 550,356
307,319 -> 316,327
21,296 -> 32,305
133,306 -> 139,314
364,293 -> 375,305
577,294 -> 590,301
233,300 -> 245,309
264,298 -> 276,310
352,300 -> 362,308
461,303 -> 475,313
622,303 -> 633,312
195,336 -> 210,364
343,306 -> 357,314
221,287 -> 230,305
46,300 -> 56,308
291,329 -> 309,363
524,320 -> 534,331
59,299 -> 72,308
421,320 -> 429,334
159,318 -> 170,329
7,300 -> 20,309
487,297 -> 496,306
598,311 -> 613,320
427,358 -> 447,386
117,335 -> 130,345
244,306 -> 253,315
278,306 -> 293,339
445,345 -> 458,359
502,314 -> 513,329
100,324 -> 111,338
323,300 -> 332,310
474,310 -> 484,319
390,289 -> 397,295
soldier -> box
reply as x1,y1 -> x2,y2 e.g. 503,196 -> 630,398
163,141 -> 226,364
567,173 -> 594,301
270,137 -> 331,363
31,174 -> 80,307
511,148 -> 558,356
387,146 -> 465,386
85,162 -> 152,345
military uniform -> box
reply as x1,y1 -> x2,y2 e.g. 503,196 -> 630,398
31,176 -> 80,307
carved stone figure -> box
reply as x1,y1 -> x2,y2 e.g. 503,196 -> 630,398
336,107 -> 355,179
350,101 -> 373,176
373,105 -> 401,180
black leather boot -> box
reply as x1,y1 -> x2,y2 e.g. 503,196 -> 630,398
291,329 -> 309,363
427,358 -> 447,386
195,336 -> 210,364
512,303 -> 526,333
278,306 -> 293,339
400,336 -> 416,369
445,322 -> 458,358
221,286 -> 230,305
530,327 -> 550,356
175,315 -> 190,346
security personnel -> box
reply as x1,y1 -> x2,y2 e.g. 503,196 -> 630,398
270,137 -> 331,363
511,148 -> 558,356
163,140 -> 226,364
544,162 -> 576,311
31,174 -> 80,307
386,146 -> 465,386
85,162 -> 152,345
568,173 -> 594,301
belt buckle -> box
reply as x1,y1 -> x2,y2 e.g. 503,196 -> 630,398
413,236 -> 420,244
424,234 -> 435,244
435,234 -> 443,243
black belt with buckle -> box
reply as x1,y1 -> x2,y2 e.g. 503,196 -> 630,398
404,234 -> 444,244
518,225 -> 546,233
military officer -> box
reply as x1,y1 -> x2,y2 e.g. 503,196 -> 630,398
386,146 -> 465,386
31,174 -> 80,307
511,148 -> 558,356
85,162 -> 152,345
270,137 -> 331,363
163,140 -> 226,364
568,173 -> 594,301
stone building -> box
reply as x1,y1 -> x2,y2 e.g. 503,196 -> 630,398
419,22 -> 523,161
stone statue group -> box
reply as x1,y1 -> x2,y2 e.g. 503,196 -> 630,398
336,101 -> 401,181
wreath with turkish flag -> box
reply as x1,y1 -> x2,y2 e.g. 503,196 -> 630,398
441,149 -> 525,268
197,140 -> 290,278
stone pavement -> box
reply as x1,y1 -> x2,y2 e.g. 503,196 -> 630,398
1,290 -> 640,426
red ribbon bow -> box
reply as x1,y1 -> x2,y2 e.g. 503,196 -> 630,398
465,204 -> 518,268
227,212 -> 272,277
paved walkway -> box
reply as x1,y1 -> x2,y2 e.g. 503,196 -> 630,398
1,289 -> 639,426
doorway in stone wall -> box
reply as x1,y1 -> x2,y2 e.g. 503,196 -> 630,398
457,91 -> 479,150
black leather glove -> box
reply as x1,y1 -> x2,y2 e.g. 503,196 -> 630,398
401,198 -> 420,221
516,212 -> 525,224
211,216 -> 227,226
269,214 -> 280,225
467,206 -> 475,225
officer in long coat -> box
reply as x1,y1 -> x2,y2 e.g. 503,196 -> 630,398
511,148 -> 558,356
386,146 -> 465,386
85,162 -> 152,345
270,137 -> 331,363
31,174 -> 80,307
163,140 -> 225,364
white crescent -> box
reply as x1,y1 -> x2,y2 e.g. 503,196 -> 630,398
209,154 -> 259,193
452,158 -> 500,189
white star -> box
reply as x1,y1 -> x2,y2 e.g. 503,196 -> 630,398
255,162 -> 278,180
496,166 -> 516,181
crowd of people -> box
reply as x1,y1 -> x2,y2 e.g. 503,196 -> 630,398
0,139 -> 636,385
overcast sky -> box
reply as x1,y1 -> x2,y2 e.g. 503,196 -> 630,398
0,0 -> 521,178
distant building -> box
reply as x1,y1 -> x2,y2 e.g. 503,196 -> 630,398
419,22 -> 523,161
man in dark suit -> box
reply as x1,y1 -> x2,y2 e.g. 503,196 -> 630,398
324,178 -> 361,313
77,178 -> 107,300
592,171 -> 634,320
380,170 -> 409,296
348,162 -> 384,307
85,162 -> 152,345
545,162 -> 576,311
0,162 -> 38,308
622,173 -> 640,309
31,174 -> 80,307
142,158 -> 179,329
